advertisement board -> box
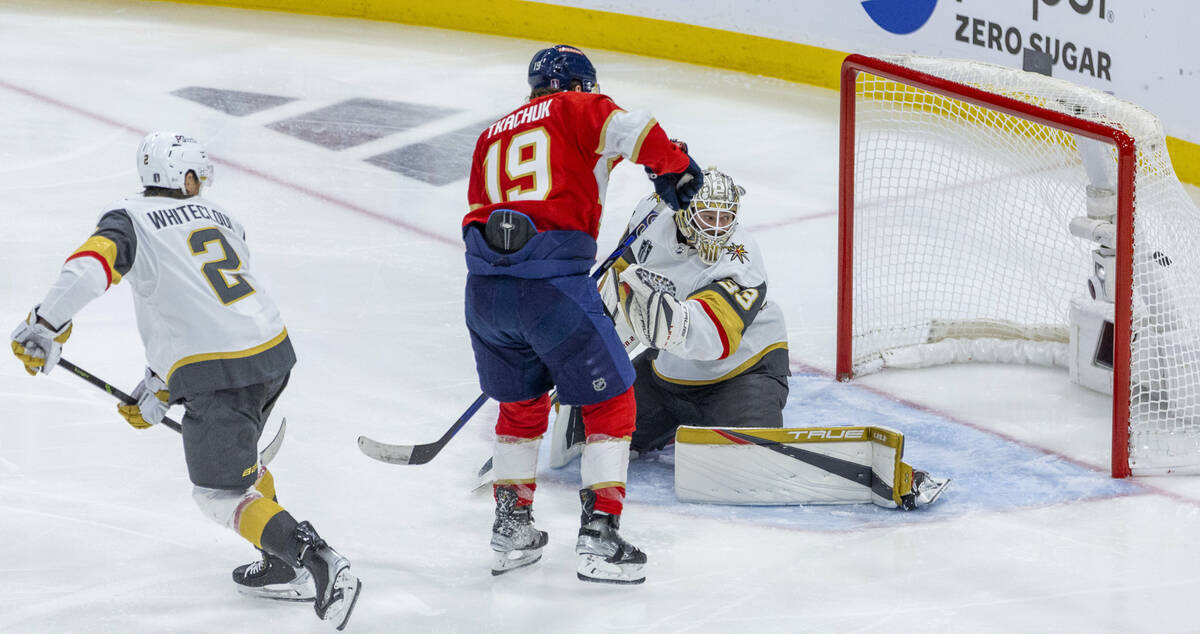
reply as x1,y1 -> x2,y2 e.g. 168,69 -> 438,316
543,0 -> 1199,145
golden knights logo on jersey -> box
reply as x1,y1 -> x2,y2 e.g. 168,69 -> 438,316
724,242 -> 749,264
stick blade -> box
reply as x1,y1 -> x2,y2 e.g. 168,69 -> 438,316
472,457 -> 494,492
357,435 -> 417,465
260,417 -> 287,466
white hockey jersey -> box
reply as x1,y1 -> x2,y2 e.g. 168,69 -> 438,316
613,194 -> 789,384
40,193 -> 294,399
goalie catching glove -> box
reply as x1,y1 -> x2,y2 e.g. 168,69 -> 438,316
617,264 -> 689,351
117,367 -> 170,430
10,305 -> 72,376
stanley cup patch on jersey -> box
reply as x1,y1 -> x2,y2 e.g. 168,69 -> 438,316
637,240 -> 653,263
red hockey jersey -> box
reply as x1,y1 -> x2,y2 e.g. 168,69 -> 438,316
464,91 -> 689,238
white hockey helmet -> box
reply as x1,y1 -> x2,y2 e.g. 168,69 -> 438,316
674,167 -> 744,265
136,132 -> 214,194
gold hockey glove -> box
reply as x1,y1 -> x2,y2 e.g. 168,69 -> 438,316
10,306 -> 72,375
118,368 -> 170,429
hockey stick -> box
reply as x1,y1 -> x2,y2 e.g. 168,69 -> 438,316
358,198 -> 672,466
59,358 -> 184,433
472,339 -> 639,491
57,358 -> 287,466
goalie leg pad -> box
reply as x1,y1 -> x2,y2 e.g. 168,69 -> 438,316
549,403 -> 585,468
673,426 -> 948,509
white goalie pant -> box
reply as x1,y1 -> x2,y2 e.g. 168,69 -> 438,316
673,425 -> 929,509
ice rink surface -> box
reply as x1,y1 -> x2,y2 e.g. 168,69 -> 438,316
5,2 -> 1200,632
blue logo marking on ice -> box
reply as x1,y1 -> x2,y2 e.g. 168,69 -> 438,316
536,372 -> 1142,531
861,0 -> 938,35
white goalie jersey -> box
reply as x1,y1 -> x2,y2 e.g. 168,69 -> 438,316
39,193 -> 294,400
611,194 -> 788,384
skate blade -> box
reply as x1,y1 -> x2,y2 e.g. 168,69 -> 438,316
320,568 -> 362,632
236,583 -> 316,602
576,554 -> 645,585
918,477 -> 951,507
491,548 -> 544,575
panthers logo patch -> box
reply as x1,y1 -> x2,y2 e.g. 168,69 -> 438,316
724,242 -> 750,264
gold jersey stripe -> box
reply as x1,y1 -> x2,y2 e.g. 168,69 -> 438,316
629,118 -> 657,164
652,341 -> 788,386
166,328 -> 289,382
690,290 -> 745,354
66,235 -> 123,286
595,108 -> 621,156
587,481 -> 626,490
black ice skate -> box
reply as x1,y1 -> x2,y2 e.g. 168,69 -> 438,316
232,548 -> 315,602
575,489 -> 646,585
294,521 -> 362,631
901,470 -> 952,510
491,485 -> 549,575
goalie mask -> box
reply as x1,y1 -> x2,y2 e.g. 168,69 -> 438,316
674,168 -> 744,265
137,132 -> 214,194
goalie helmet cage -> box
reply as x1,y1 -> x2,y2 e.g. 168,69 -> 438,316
836,53 -> 1200,478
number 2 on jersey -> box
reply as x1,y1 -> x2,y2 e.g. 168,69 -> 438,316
483,128 -> 551,203
188,227 -> 255,305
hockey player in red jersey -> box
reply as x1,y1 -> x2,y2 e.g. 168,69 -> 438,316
463,44 -> 703,584
10,132 -> 361,629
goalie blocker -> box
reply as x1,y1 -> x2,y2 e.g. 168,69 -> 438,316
674,425 -> 948,510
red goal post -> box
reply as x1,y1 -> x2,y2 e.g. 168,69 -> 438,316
836,53 -> 1156,478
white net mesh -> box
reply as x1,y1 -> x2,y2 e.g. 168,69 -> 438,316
845,54 -> 1200,475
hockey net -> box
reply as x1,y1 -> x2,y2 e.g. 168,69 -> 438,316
836,54 -> 1200,477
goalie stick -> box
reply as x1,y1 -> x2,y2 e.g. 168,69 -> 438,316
358,197 -> 673,466
58,358 -> 287,466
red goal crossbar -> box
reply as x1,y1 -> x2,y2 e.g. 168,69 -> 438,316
835,54 -> 1137,477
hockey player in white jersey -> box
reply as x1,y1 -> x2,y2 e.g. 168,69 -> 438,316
596,167 -> 948,509
603,167 -> 791,452
10,132 -> 361,630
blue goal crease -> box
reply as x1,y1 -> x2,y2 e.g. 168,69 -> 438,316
532,373 -> 1143,531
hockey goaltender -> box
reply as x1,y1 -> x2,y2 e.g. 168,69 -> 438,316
484,166 -> 950,511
